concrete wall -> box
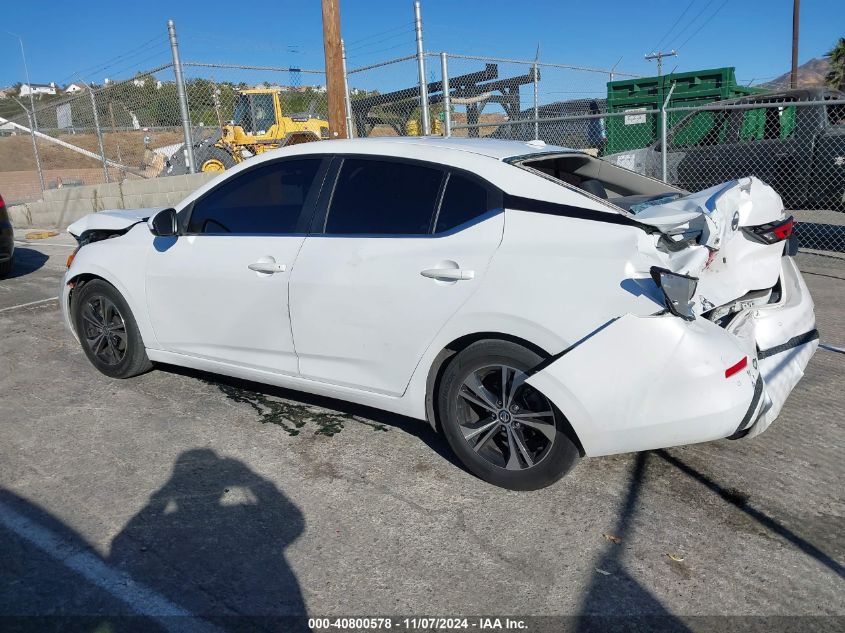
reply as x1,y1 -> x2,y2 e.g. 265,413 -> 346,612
7,173 -> 217,229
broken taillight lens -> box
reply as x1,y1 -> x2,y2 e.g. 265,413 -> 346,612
743,216 -> 794,245
649,266 -> 698,321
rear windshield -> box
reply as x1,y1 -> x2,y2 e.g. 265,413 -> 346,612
508,152 -> 682,211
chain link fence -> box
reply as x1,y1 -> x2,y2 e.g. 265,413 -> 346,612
346,55 -> 431,137
0,64 -> 185,205
442,59 -> 845,253
1,38 -> 842,253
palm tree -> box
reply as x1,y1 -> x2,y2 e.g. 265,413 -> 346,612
825,37 -> 845,91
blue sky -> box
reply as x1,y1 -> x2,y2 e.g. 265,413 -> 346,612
2,0 -> 842,92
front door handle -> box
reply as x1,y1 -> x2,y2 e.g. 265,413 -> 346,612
248,261 -> 286,274
420,267 -> 474,281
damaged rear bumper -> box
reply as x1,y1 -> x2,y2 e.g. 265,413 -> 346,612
525,256 -> 817,457
724,256 -> 818,439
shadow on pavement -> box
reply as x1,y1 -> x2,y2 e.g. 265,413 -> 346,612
0,449 -> 310,632
4,247 -> 49,280
575,453 -> 692,633
655,449 -> 845,580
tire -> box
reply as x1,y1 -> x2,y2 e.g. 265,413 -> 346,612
0,257 -> 11,278
72,279 -> 152,379
437,339 -> 579,490
197,146 -> 236,173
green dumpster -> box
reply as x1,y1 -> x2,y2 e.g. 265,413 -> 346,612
605,67 -> 766,154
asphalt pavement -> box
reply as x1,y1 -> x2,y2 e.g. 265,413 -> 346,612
0,232 -> 843,632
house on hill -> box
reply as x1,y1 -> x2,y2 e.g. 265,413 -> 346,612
20,82 -> 57,97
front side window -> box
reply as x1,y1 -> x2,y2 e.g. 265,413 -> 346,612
187,158 -> 321,235
435,173 -> 491,233
251,93 -> 276,133
325,158 -> 443,235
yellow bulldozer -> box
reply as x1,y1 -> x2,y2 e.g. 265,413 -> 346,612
190,88 -> 330,173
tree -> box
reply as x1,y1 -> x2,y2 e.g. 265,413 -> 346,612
825,37 -> 845,91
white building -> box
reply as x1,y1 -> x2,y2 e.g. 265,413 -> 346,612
64,83 -> 85,94
19,82 -> 57,97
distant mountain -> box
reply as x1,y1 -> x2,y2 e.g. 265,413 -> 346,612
757,57 -> 830,90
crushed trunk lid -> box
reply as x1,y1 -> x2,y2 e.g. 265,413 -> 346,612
629,177 -> 790,316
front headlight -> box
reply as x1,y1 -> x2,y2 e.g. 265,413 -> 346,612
650,266 -> 698,321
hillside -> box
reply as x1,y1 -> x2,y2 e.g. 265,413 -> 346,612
757,57 -> 831,90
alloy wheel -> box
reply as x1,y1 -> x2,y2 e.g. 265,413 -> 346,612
455,365 -> 556,470
81,295 -> 128,366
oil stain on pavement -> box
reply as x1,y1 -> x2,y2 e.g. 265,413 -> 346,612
210,380 -> 389,437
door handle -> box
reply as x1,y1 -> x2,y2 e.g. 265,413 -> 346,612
420,268 -> 474,281
248,261 -> 287,274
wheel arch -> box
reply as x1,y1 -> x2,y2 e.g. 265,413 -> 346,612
423,331 -> 585,456
66,266 -> 156,349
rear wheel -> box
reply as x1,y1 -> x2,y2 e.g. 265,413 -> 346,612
437,340 -> 579,490
72,279 -> 152,379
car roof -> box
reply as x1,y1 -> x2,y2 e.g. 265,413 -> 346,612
288,136 -> 577,161
721,87 -> 845,105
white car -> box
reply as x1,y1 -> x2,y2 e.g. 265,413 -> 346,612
61,137 -> 818,490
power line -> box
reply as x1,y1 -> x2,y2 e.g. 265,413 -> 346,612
668,0 -> 716,49
346,41 -> 413,61
676,0 -> 730,50
654,0 -> 697,51
344,21 -> 414,47
59,35 -> 162,84
345,28 -> 413,53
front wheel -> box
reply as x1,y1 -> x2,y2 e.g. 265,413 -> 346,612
72,279 -> 152,379
198,146 -> 236,173
437,340 -> 580,490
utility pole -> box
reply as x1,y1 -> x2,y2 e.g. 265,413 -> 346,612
790,0 -> 800,89
413,1 -> 431,136
645,50 -> 677,77
167,19 -> 195,173
322,0 -> 348,139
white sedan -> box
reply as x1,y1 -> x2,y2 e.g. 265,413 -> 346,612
61,137 -> 818,490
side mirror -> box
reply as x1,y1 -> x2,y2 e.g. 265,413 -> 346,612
149,208 -> 178,237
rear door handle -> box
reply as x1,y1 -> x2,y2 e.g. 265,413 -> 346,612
248,261 -> 287,274
420,268 -> 474,281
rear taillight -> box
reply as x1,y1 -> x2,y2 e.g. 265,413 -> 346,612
0,193 -> 5,207
743,216 -> 794,245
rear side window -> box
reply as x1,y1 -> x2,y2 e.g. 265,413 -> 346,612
325,159 -> 443,235
187,158 -> 321,234
435,173 -> 490,233
740,104 -> 797,141
828,102 -> 845,126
